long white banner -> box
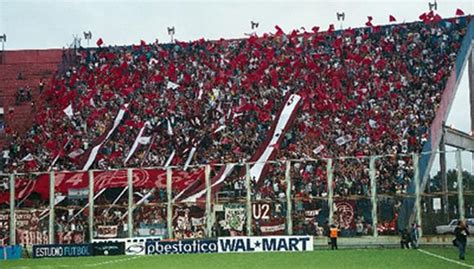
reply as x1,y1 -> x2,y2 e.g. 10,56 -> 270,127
82,104 -> 129,170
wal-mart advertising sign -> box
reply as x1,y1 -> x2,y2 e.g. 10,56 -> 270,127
218,236 -> 313,253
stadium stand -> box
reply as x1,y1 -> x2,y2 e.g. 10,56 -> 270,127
0,15 -> 472,243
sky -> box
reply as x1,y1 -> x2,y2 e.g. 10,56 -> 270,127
0,0 -> 473,174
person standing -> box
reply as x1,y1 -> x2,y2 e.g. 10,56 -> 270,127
410,223 -> 420,249
329,224 -> 339,250
400,229 -> 411,249
454,220 -> 470,260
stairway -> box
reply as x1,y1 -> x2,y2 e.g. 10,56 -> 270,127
0,49 -> 63,148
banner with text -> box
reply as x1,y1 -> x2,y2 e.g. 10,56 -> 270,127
218,236 -> 313,253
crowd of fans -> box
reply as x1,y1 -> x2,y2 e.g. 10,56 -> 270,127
0,16 -> 471,239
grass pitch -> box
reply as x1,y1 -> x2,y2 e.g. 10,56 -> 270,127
2,247 -> 472,269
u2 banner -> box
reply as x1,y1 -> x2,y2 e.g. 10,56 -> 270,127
32,244 -> 91,258
146,239 -> 218,255
218,236 -> 313,253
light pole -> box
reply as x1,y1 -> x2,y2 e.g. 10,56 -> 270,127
167,27 -> 175,43
0,34 -> 6,52
336,12 -> 345,30
83,31 -> 92,47
429,0 -> 437,11
251,21 -> 259,31
244,21 -> 259,37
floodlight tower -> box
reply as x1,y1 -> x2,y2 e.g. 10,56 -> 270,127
251,21 -> 259,31
168,27 -> 175,43
428,0 -> 437,11
0,34 -> 6,52
336,12 -> 345,30
83,31 -> 92,47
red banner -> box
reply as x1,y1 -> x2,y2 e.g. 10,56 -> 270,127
0,211 -> 49,246
0,168 -> 205,204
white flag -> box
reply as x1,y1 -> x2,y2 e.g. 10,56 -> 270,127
21,153 -> 34,162
214,125 -> 226,133
149,58 -> 158,65
68,148 -> 85,159
336,135 -> 352,146
63,104 -> 73,119
313,145 -> 325,155
137,136 -> 151,145
369,119 -> 378,128
183,147 -> 196,171
167,81 -> 179,90
167,118 -> 173,135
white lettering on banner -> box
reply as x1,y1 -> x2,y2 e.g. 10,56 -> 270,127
217,236 -> 313,253
304,209 -> 321,217
252,204 -> 270,220
260,224 -> 286,233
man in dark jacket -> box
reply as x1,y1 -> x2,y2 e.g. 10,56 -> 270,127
400,229 -> 411,249
454,220 -> 469,260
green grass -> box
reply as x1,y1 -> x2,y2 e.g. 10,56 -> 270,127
1,247 -> 472,269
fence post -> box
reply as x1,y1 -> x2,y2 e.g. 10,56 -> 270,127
9,174 -> 15,245
413,153 -> 422,237
245,163 -> 253,236
127,169 -> 134,238
456,150 -> 465,221
49,171 -> 55,244
369,156 -> 378,237
88,170 -> 94,242
327,159 -> 334,225
285,160 -> 292,235
205,165 -> 212,237
166,167 -> 173,239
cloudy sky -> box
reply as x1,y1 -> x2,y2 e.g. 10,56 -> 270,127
0,0 -> 473,173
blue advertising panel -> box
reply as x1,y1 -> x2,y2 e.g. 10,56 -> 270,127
0,245 -> 22,260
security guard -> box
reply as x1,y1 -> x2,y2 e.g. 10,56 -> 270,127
329,224 -> 339,250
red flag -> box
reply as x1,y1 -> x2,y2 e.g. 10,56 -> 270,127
311,26 -> 320,33
456,8 -> 465,16
140,39 -> 147,46
433,14 -> 442,23
96,38 -> 103,47
274,25 -> 284,36
328,24 -> 335,32
419,12 -> 427,20
389,15 -> 396,22
367,16 -> 373,21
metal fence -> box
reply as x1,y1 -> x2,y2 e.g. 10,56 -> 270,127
0,149 -> 472,246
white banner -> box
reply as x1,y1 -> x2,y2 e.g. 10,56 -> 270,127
83,104 -> 129,170
249,94 -> 301,184
218,236 -> 313,253
124,121 -> 150,164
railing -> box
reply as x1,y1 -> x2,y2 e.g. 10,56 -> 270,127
0,149 -> 471,246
